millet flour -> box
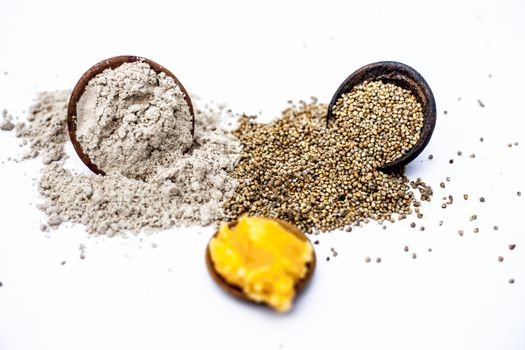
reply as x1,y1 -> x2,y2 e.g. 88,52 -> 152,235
16,88 -> 240,235
75,61 -> 193,181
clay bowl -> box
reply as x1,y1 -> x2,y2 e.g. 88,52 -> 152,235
327,61 -> 436,172
205,218 -> 316,310
67,55 -> 194,176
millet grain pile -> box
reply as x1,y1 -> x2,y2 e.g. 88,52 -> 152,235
331,80 -> 424,165
225,80 -> 430,233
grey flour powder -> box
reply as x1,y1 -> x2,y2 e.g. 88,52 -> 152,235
15,62 -> 241,235
1,109 -> 15,131
76,62 -> 193,181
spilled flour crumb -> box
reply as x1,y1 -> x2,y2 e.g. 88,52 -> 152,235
18,91 -> 240,235
1,109 -> 15,131
16,91 -> 70,162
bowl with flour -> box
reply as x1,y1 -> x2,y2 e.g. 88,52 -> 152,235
67,56 -> 195,180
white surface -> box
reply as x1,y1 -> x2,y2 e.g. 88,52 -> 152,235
1,0 -> 524,349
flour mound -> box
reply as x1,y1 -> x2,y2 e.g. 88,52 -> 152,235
18,90 -> 240,235
75,61 -> 193,181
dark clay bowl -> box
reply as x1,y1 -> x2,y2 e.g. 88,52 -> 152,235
327,61 -> 436,172
67,55 -> 194,176
205,218 -> 316,310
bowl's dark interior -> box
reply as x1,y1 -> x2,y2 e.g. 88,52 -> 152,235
327,61 -> 436,171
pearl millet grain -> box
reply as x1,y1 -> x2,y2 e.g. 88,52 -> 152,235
225,84 -> 429,233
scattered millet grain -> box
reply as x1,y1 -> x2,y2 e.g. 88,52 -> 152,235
446,177 -> 451,182
470,153 -> 476,158
439,220 -> 443,226
79,243 -> 86,260
428,154 -> 433,160
376,257 -> 382,263
477,99 -> 485,108
428,248 -> 432,252
330,247 -> 338,257
411,252 -> 417,259
493,225 -> 498,231
420,226 -> 425,231
440,182 -> 445,188
474,228 -> 479,233
449,159 -> 454,164
410,222 -> 416,228
411,178 -> 433,202
509,278 -> 515,284
480,137 -> 484,142
224,89 -> 429,232
498,256 -> 504,262
441,203 -> 447,209
470,214 -> 478,221
314,240 -> 319,245
517,191 -> 521,197
457,151 -> 462,156
458,230 -> 464,236
404,246 -> 409,252
507,143 -> 512,148
464,194 -> 469,200
509,244 -> 516,250
514,142 -> 519,146
364,257 -> 371,263
480,197 -> 485,202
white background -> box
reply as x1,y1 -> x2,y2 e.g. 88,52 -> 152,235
1,0 -> 524,349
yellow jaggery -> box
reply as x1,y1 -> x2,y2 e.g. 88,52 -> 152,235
209,216 -> 314,312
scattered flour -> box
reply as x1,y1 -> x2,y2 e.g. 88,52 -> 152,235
17,88 -> 241,236
1,109 -> 15,131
